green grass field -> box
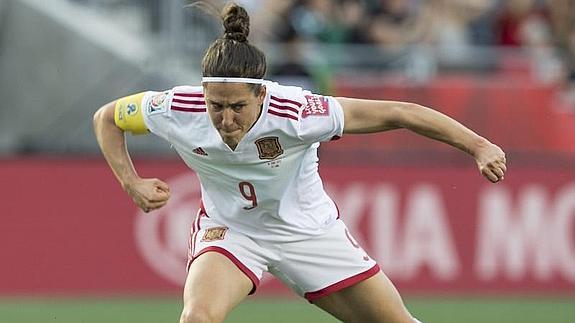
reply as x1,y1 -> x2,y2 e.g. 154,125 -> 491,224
1,296 -> 574,323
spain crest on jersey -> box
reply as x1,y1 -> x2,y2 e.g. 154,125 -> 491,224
255,136 -> 283,160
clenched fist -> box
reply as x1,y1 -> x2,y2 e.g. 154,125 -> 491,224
123,178 -> 171,212
474,141 -> 507,183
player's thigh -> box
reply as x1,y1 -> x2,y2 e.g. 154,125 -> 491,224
312,271 -> 414,323
181,252 -> 253,323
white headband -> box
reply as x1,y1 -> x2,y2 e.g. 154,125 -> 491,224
202,77 -> 265,84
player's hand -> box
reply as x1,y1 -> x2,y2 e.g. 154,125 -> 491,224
123,178 -> 171,213
474,141 -> 507,183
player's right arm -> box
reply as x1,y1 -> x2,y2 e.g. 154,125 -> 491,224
93,95 -> 170,213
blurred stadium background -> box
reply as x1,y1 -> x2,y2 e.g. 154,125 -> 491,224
2,0 -> 575,322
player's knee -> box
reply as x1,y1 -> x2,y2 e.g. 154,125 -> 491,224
179,303 -> 223,323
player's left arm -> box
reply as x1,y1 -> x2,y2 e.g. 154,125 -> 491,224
337,97 -> 507,183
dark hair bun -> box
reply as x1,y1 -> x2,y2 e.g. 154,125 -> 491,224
222,3 -> 250,42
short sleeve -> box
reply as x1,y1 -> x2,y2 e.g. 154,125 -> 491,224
114,90 -> 173,140
297,94 -> 345,143
140,90 -> 173,142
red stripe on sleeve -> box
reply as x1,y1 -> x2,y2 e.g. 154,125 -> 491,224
174,93 -> 204,98
268,109 -> 298,121
172,98 -> 206,105
171,106 -> 206,112
269,102 -> 299,114
270,96 -> 302,107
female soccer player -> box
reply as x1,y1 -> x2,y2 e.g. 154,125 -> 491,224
93,3 -> 506,323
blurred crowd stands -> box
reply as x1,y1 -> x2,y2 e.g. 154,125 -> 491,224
272,0 -> 574,91
69,0 -> 575,92
1,0 -> 574,160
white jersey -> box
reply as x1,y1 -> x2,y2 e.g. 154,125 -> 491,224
140,81 -> 345,242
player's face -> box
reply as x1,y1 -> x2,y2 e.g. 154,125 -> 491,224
204,83 -> 266,150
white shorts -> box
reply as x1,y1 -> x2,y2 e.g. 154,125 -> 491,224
187,209 -> 380,302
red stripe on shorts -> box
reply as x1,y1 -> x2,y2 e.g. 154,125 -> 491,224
304,264 -> 381,302
193,246 -> 259,295
187,208 -> 203,271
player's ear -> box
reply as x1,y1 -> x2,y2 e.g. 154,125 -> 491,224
257,85 -> 266,104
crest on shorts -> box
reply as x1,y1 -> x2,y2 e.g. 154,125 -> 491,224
255,136 -> 283,160
201,227 -> 228,242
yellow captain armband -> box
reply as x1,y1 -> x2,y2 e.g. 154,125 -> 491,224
114,92 -> 149,135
